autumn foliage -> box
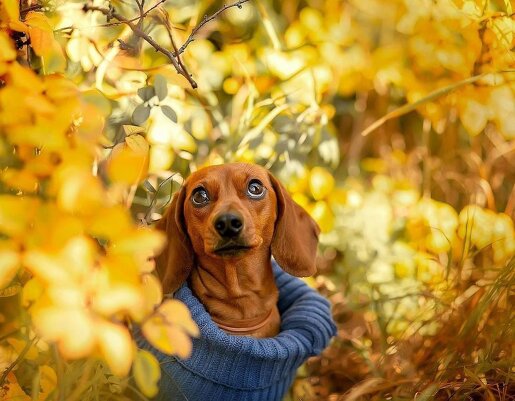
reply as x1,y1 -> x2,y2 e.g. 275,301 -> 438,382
1,0 -> 514,400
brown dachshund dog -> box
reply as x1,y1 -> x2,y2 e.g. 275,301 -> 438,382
155,163 -> 320,338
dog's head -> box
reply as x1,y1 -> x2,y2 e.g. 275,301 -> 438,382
155,163 -> 320,293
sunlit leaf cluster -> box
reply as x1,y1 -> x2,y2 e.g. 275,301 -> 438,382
0,1 -> 199,399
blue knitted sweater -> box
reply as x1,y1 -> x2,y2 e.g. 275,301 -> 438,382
136,262 -> 336,401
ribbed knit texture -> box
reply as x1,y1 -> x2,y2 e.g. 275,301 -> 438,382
135,261 -> 336,401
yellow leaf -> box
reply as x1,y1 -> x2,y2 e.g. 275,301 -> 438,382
125,134 -> 149,153
28,26 -> 54,56
33,307 -> 95,359
88,205 -> 133,240
0,32 -> 16,61
24,11 -> 52,30
7,338 -> 39,360
142,274 -> 163,311
158,299 -> 199,337
0,243 -> 20,288
106,138 -> 149,185
2,0 -> 19,20
44,75 -> 78,101
0,250 -> 20,293
24,151 -> 60,179
133,349 -> 161,398
92,284 -> 143,316
1,168 -> 39,193
77,104 -> 105,144
142,316 -> 175,355
60,236 -> 97,280
8,19 -> 28,33
22,278 -> 44,307
286,165 -> 309,193
96,321 -> 133,376
0,196 -> 39,237
109,228 -> 165,260
459,98 -> 488,136
292,192 -> 310,209
142,315 -> 193,358
165,326 -> 192,359
7,62 -> 44,93
308,201 -> 334,233
47,285 -> 86,308
55,167 -> 105,215
122,125 -> 146,136
39,365 -> 57,400
309,167 -> 335,201
24,250 -> 68,285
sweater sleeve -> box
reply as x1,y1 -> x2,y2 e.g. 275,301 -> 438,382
273,260 -> 337,356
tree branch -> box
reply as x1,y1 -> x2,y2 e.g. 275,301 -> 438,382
177,0 -> 251,55
83,1 -> 198,88
83,0 -> 252,89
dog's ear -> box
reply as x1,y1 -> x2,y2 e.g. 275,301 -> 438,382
154,185 -> 194,294
269,173 -> 320,277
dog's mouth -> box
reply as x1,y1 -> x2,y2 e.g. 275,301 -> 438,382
213,241 -> 252,256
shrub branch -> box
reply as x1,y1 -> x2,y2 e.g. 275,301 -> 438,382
83,0 -> 251,89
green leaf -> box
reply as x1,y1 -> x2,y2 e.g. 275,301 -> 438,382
137,86 -> 155,101
132,104 -> 151,125
161,105 -> 177,123
154,74 -> 168,101
143,180 -> 156,193
133,349 -> 161,398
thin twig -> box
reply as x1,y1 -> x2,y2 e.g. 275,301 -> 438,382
83,0 -> 252,89
83,2 -> 198,88
159,7 -> 189,81
177,0 -> 251,55
143,173 -> 176,224
56,0 -> 168,32
0,336 -> 37,386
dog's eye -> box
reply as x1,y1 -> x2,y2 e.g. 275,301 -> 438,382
247,179 -> 266,199
191,187 -> 210,206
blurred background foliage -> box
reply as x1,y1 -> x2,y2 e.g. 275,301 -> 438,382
0,0 -> 514,400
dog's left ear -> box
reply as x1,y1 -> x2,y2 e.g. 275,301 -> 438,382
154,185 -> 195,294
269,173 -> 320,277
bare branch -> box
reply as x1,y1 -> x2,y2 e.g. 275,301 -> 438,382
57,0 -> 168,32
83,1 -> 198,88
177,0 -> 251,55
83,0 -> 252,89
159,7 -> 190,85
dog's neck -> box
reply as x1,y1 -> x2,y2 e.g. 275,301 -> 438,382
188,251 -> 279,336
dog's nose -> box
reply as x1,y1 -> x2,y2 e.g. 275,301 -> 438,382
214,213 -> 243,238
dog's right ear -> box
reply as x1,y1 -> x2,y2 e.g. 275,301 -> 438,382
154,185 -> 194,294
